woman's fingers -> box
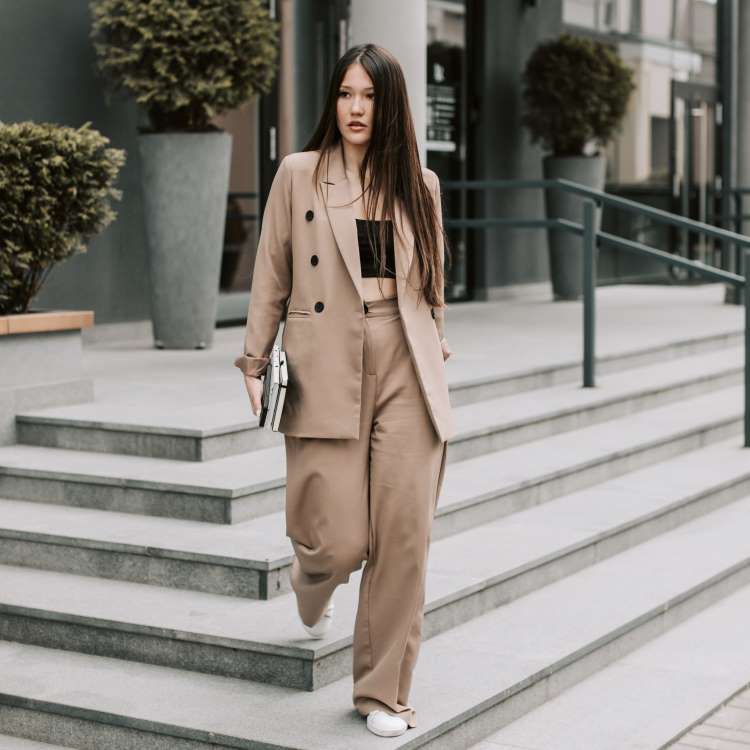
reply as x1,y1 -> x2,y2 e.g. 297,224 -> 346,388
440,337 -> 452,361
244,375 -> 263,416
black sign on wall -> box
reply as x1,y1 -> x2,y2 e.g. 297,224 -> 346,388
427,42 -> 460,151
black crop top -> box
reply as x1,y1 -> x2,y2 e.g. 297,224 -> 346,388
356,218 -> 396,278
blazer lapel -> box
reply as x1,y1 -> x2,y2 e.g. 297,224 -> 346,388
320,143 -> 415,305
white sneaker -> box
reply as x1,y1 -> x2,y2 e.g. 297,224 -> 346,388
299,598 -> 334,638
366,709 -> 408,737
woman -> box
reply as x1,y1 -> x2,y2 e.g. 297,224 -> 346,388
234,43 -> 454,738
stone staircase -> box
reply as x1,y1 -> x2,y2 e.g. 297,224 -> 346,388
0,329 -> 749,749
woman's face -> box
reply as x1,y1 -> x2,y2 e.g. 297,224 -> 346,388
336,62 -> 374,147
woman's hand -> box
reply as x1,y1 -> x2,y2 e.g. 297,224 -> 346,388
243,374 -> 264,416
440,337 -> 452,361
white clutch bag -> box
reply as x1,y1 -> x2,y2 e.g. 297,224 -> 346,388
259,344 -> 289,431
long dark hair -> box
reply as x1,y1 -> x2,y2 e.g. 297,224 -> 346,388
302,43 -> 449,309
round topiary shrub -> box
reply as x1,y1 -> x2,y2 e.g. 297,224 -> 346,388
521,32 -> 636,157
89,0 -> 280,133
0,121 -> 126,315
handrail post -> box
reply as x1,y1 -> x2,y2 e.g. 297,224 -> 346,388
583,199 -> 596,387
745,248 -> 750,448
734,190 -> 742,236
735,191 -> 742,285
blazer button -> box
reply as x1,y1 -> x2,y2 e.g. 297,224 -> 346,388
314,301 -> 324,312
311,254 -> 319,266
305,209 -> 314,221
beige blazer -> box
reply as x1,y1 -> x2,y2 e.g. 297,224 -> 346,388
234,144 -> 455,442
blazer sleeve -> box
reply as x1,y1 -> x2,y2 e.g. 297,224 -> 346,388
428,171 -> 447,341
233,155 -> 293,378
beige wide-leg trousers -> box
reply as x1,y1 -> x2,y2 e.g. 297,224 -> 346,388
283,294 -> 448,729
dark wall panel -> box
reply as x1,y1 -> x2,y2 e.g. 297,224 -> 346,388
468,0 -> 562,297
0,0 -> 150,324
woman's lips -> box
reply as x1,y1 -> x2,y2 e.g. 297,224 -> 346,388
349,123 -> 366,130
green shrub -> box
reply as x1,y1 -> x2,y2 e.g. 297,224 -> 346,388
89,0 -> 280,132
0,121 -> 126,315
521,33 -> 636,157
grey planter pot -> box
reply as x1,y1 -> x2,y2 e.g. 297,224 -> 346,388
542,154 -> 607,300
138,131 -> 232,348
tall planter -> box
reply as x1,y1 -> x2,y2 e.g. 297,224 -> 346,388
521,33 -> 635,301
543,154 -> 607,300
138,132 -> 232,348
89,0 -> 279,349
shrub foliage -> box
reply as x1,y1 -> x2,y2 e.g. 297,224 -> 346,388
89,0 -> 280,132
521,33 -> 636,156
0,121 -> 126,315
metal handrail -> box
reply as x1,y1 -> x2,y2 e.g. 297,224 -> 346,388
442,178 -> 750,249
440,177 -> 750,447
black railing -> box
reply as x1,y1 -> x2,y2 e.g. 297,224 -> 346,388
441,177 -> 750,448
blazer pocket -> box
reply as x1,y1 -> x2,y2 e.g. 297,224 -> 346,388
287,308 -> 312,318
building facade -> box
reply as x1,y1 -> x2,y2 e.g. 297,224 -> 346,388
1,0 -> 745,339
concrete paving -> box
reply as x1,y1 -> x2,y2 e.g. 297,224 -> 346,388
667,688 -> 750,749
469,582 -> 750,750
83,283 -> 745,406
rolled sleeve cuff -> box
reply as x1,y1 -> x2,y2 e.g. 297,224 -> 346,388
233,354 -> 269,378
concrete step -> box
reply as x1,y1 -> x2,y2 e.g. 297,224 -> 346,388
438,325 -> 743,408
0,435 -> 748,690
0,434 -> 747,602
0,441 -> 284,524
467,580 -> 750,750
14,344 -> 745,462
0,376 -> 744,524
2,491 -> 750,749
449,345 -> 743,462
16,398 -> 283,462
0,737 -> 70,750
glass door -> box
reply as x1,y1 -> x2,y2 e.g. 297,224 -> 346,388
669,79 -> 719,276
214,0 -> 277,310
427,0 -> 467,302
216,0 -> 348,323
